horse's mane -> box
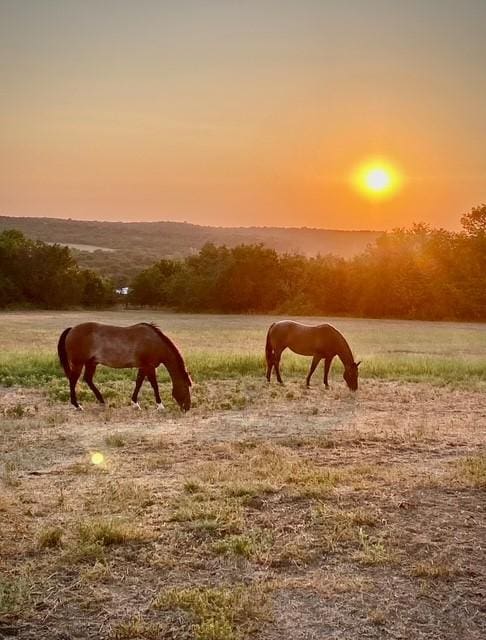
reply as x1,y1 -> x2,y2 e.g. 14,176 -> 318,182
142,323 -> 191,385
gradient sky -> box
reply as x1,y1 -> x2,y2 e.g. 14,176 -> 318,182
1,0 -> 485,230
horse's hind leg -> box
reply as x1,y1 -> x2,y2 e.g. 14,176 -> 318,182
69,363 -> 83,410
274,349 -> 284,384
306,355 -> 321,387
266,354 -> 274,382
83,360 -> 104,404
131,369 -> 145,408
146,367 -> 164,410
266,363 -> 272,382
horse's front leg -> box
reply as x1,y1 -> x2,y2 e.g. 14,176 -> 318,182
306,355 -> 321,387
131,369 -> 145,409
323,356 -> 333,389
146,367 -> 164,410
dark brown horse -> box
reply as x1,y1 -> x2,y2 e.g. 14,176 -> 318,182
57,322 -> 192,411
265,320 -> 360,390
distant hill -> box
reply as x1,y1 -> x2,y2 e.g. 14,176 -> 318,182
0,216 -> 381,285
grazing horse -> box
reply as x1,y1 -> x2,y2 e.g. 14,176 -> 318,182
265,320 -> 360,390
57,322 -> 192,411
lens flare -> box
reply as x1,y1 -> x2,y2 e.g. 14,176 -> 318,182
90,451 -> 105,465
352,160 -> 402,199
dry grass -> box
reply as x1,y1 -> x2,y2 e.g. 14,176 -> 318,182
1,312 -> 486,639
411,560 -> 458,579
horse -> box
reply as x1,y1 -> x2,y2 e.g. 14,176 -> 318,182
265,320 -> 360,390
57,322 -> 192,411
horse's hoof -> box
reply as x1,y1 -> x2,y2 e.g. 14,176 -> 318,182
75,405 -> 83,411
156,402 -> 165,411
131,401 -> 141,410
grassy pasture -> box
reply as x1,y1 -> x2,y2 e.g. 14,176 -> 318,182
1,310 -> 486,391
1,310 -> 485,640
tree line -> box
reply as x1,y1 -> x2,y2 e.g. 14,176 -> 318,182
0,230 -> 114,308
130,205 -> 486,321
1,205 -> 485,321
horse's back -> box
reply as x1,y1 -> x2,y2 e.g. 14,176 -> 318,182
65,322 -> 159,367
269,320 -> 341,356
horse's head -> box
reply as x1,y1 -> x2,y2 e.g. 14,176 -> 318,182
172,371 -> 192,412
343,361 -> 361,391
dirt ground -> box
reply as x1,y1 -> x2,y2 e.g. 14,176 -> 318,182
1,377 -> 485,640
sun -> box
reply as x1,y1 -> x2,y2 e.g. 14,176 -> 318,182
365,167 -> 391,192
352,160 -> 402,199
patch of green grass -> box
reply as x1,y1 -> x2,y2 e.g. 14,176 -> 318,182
65,541 -> 106,564
271,536 -> 318,568
154,584 -> 270,640
0,576 -> 30,616
454,455 -> 486,488
104,433 -> 126,448
65,518 -> 147,563
77,519 -> 145,547
184,479 -> 205,494
2,345 -> 486,390
3,403 -> 26,418
197,443 -> 342,499
1,459 -> 21,488
0,353 -> 63,387
363,354 -> 486,386
225,481 -> 278,498
312,505 -> 379,554
354,528 -> 394,566
38,526 -> 63,549
109,615 -> 165,640
170,497 -> 244,536
211,531 -> 271,559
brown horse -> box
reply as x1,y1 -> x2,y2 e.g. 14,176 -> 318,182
265,320 -> 360,390
57,322 -> 192,411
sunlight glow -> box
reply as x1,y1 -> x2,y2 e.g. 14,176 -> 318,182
353,160 -> 402,199
91,452 -> 105,465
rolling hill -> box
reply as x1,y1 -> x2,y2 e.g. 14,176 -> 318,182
0,216 -> 381,284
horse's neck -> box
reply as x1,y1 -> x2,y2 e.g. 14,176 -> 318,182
335,336 -> 354,367
160,343 -> 184,383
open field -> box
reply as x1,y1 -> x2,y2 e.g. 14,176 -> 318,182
1,311 -> 485,639
1,310 -> 486,390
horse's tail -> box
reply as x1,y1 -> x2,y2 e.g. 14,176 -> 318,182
57,327 -> 72,378
265,323 -> 275,363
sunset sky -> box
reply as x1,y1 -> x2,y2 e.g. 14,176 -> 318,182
1,0 -> 485,230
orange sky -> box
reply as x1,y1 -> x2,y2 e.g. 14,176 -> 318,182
1,1 -> 485,230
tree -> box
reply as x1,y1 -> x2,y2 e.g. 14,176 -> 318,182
461,204 -> 486,237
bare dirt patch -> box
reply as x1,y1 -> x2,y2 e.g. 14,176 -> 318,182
1,379 -> 485,639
